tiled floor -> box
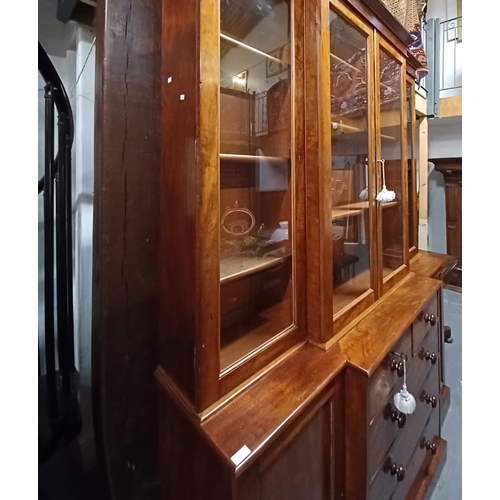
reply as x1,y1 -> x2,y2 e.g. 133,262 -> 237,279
429,288 -> 462,499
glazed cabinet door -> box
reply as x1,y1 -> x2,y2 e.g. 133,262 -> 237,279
328,0 -> 377,336
160,0 -> 306,412
375,35 -> 409,294
216,0 -> 306,404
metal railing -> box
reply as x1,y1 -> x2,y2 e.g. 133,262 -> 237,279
38,41 -> 81,463
421,16 -> 462,116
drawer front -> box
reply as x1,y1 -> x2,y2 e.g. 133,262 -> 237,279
413,323 -> 439,364
368,362 -> 439,483
369,402 -> 439,500
390,408 -> 440,500
412,294 -> 438,351
368,329 -> 412,420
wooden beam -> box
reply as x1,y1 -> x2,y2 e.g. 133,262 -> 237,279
439,96 -> 462,118
415,92 -> 427,117
418,116 -> 429,250
93,0 -> 161,498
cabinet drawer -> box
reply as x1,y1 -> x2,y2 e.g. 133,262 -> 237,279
368,386 -> 439,500
390,407 -> 440,500
368,329 -> 412,420
412,294 -> 438,351
368,362 -> 439,483
413,323 -> 439,366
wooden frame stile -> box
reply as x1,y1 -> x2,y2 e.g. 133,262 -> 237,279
406,72 -> 418,259
376,33 -> 410,296
328,0 -> 378,342
304,0 -> 333,347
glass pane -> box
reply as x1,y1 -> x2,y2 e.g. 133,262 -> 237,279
219,0 -> 293,371
330,10 -> 372,316
407,82 -> 416,249
379,48 -> 404,277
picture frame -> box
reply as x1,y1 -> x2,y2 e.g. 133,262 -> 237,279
266,46 -> 285,78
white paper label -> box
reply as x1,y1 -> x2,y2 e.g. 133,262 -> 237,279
230,445 -> 251,466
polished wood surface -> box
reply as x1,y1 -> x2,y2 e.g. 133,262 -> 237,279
93,0 -> 161,498
340,273 -> 440,375
200,341 -> 345,475
304,0 -> 334,344
410,250 -> 457,281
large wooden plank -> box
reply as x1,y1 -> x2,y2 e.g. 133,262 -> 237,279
439,96 -> 462,118
93,0 -> 161,498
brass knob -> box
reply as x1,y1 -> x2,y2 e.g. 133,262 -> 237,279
421,390 -> 438,408
390,359 -> 404,377
424,313 -> 437,326
391,408 -> 407,429
390,462 -> 406,481
423,439 -> 437,455
419,347 -> 437,364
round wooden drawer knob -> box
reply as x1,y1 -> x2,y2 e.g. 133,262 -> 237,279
390,462 -> 406,481
390,358 -> 405,377
424,313 -> 437,326
423,439 -> 437,455
421,390 -> 438,408
419,347 -> 437,364
391,408 -> 407,429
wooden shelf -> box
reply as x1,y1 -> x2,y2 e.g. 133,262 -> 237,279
332,207 -> 364,219
331,121 -> 396,142
335,200 -> 398,211
333,267 -> 371,316
220,300 -> 292,371
220,253 -> 292,285
220,153 -> 290,164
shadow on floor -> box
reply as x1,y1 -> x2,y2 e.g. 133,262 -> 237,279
39,446 -> 110,500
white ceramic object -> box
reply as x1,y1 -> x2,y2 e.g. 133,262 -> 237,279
271,221 -> 289,242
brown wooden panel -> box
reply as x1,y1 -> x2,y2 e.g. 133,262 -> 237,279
160,0 -> 203,404
159,390 -> 233,500
345,368 -> 369,499
93,0 -> 161,498
257,395 -> 333,500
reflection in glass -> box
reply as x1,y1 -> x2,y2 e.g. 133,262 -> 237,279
379,48 -> 404,277
330,10 -> 372,316
219,0 -> 293,371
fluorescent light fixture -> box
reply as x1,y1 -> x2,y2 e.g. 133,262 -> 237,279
220,33 -> 284,65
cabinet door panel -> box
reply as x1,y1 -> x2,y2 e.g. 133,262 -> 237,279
219,0 -> 296,372
258,399 -> 333,500
377,44 -> 406,280
329,4 -> 376,325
